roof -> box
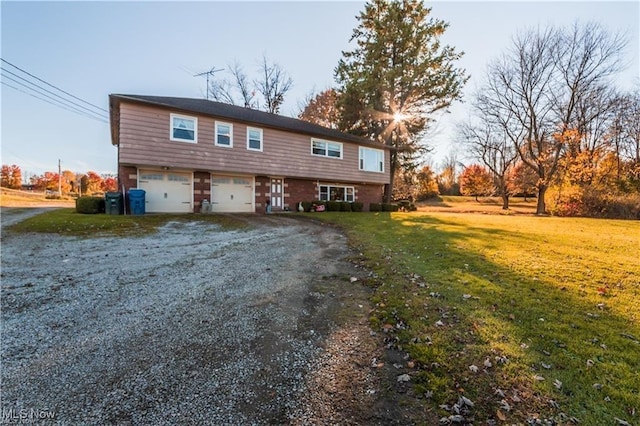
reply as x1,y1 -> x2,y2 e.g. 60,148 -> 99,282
109,94 -> 383,148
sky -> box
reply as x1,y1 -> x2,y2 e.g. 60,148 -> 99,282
1,1 -> 638,179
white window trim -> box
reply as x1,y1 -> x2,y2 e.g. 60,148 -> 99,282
170,113 -> 197,143
246,127 -> 263,152
359,146 -> 385,173
318,184 -> 355,202
215,121 -> 234,148
311,138 -> 343,159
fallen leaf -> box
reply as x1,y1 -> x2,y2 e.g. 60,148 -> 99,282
397,374 -> 411,383
496,409 -> 507,421
533,375 -> 545,381
350,277 -> 358,283
553,379 -> 563,389
469,365 -> 479,373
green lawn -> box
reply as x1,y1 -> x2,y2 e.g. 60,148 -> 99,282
5,208 -> 248,236
314,211 -> 639,425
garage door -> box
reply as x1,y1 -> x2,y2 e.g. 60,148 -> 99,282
211,176 -> 254,213
138,170 -> 192,213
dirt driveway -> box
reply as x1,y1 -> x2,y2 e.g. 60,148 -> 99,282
1,212 -> 414,425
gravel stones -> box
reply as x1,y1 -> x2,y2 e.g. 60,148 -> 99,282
1,215 -> 384,424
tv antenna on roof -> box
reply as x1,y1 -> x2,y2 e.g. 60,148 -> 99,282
194,66 -> 224,100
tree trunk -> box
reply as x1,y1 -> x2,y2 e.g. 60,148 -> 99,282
536,185 -> 547,215
502,194 -> 510,210
384,155 -> 397,203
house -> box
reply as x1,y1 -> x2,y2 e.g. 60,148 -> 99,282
109,94 -> 391,213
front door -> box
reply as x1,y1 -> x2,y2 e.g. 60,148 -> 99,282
270,178 -> 283,210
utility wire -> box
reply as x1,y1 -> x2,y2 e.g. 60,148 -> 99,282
1,58 -> 108,113
1,67 -> 109,121
1,80 -> 109,124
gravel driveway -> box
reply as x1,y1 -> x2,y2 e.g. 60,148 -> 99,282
0,212 -> 411,425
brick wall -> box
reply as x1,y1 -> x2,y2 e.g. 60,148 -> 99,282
118,165 -> 137,192
254,176 -> 270,213
193,171 -> 210,212
355,184 -> 384,211
285,178 -> 384,212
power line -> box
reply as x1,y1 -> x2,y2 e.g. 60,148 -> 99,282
1,68 -> 109,122
1,80 -> 108,124
1,58 -> 108,113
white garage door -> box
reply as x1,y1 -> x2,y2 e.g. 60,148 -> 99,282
211,176 -> 254,213
139,170 -> 192,213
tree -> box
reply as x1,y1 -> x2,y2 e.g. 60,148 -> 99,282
415,165 -> 439,200
335,0 -> 468,202
101,175 -> 118,192
255,55 -> 293,114
459,164 -> 495,201
436,153 -> 461,196
476,22 -> 627,214
508,161 -> 538,201
209,56 -> 293,114
1,164 -> 22,189
459,120 -> 518,209
298,88 -> 341,129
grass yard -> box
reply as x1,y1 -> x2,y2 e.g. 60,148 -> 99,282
4,208 -> 248,236
315,211 -> 639,425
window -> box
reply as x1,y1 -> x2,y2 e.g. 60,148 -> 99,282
311,138 -> 342,159
319,185 -> 355,202
359,147 -> 384,172
168,174 -> 189,182
140,173 -> 164,180
215,122 -> 233,147
247,127 -> 263,151
170,114 -> 197,143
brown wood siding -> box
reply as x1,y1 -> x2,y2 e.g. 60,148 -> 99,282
117,103 -> 390,185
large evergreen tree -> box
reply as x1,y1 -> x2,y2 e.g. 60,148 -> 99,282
335,0 -> 468,202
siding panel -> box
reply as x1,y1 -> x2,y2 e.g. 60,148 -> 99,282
118,103 -> 389,184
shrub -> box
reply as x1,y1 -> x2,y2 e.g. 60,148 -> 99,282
548,186 -> 640,219
369,203 -> 381,212
340,202 -> 352,212
351,202 -> 364,212
327,201 -> 341,211
382,203 -> 399,212
76,196 -> 105,214
396,200 -> 417,212
301,201 -> 313,212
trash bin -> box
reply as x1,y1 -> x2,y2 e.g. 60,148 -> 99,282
105,192 -> 124,215
128,189 -> 146,215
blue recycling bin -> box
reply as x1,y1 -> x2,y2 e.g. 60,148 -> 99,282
128,189 -> 146,215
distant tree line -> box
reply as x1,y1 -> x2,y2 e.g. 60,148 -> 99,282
1,164 -> 117,195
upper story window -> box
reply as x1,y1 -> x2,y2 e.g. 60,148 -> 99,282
215,121 -> 233,147
170,114 -> 197,143
311,138 -> 342,159
247,127 -> 263,151
359,147 -> 384,172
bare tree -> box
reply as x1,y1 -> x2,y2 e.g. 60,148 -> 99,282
255,55 -> 293,114
459,120 -> 518,209
208,57 -> 292,113
476,22 -> 627,214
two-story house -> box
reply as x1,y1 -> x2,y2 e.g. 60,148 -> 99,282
109,94 -> 390,213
